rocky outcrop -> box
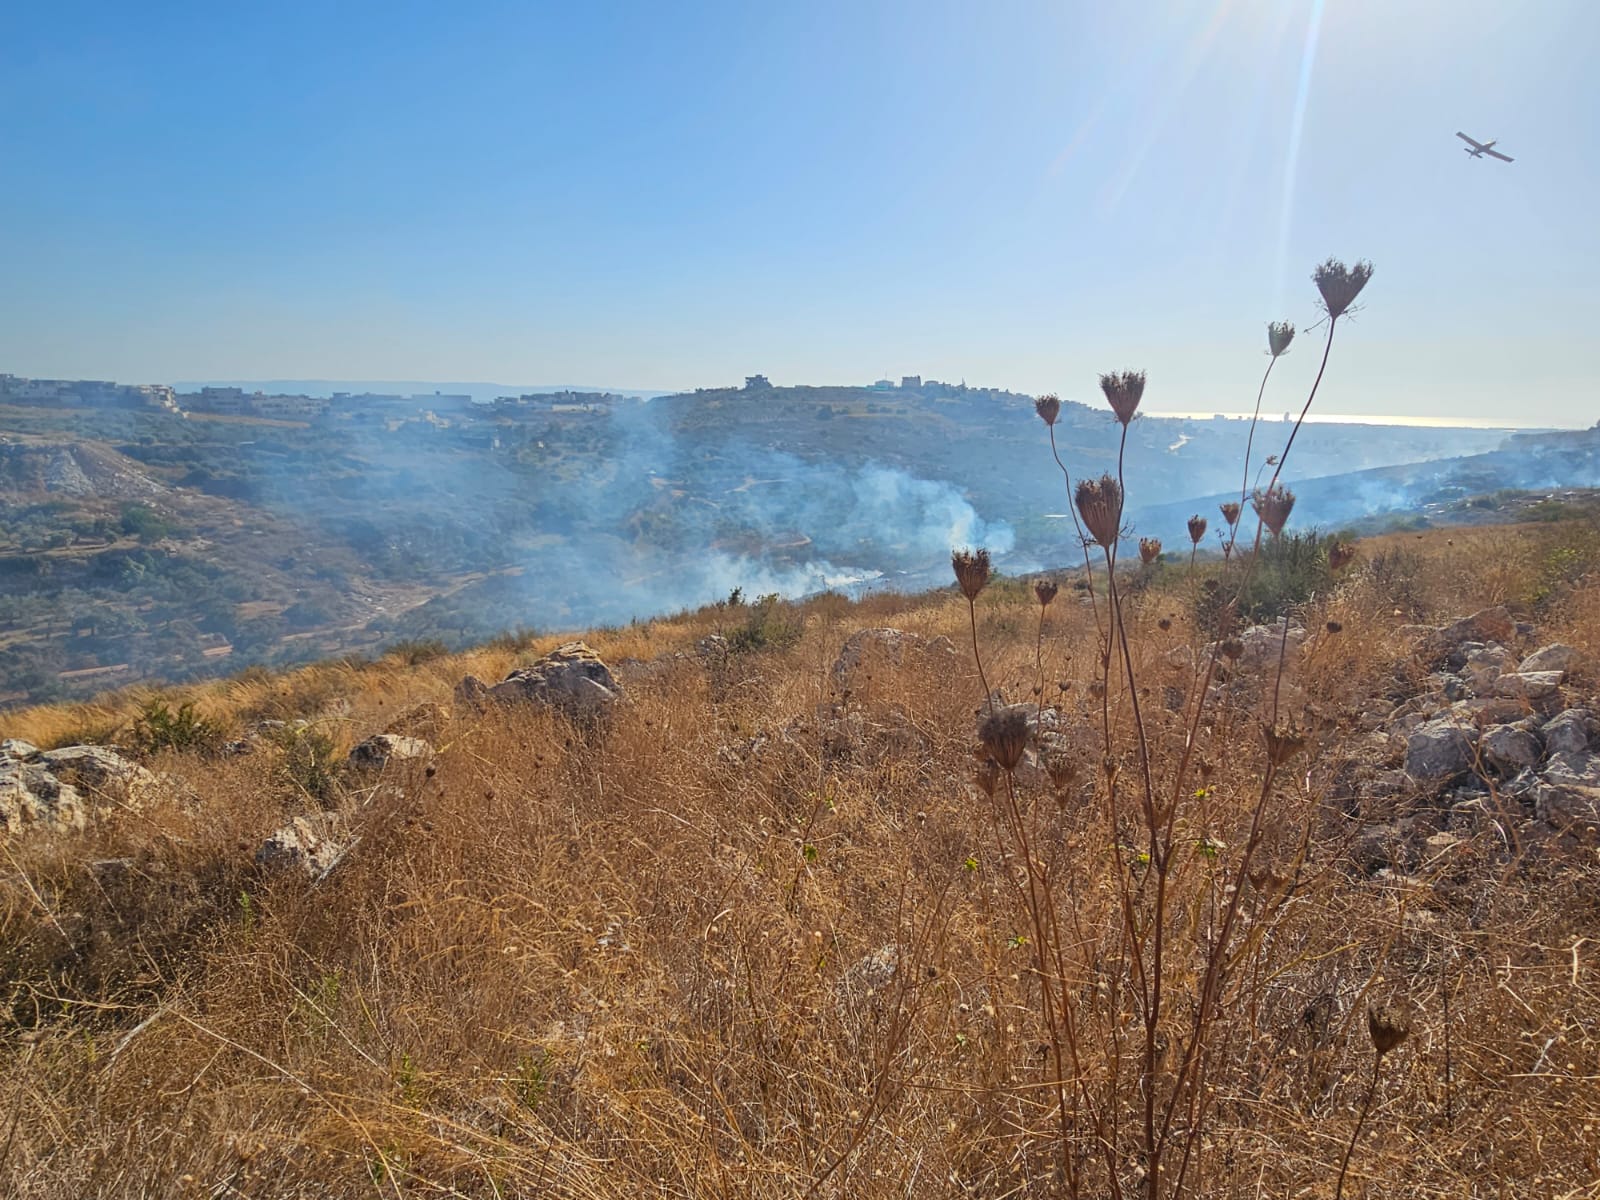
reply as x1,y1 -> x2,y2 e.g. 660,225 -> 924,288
347,734 -> 434,771
831,628 -> 957,699
1404,718 -> 1478,780
256,814 -> 349,879
1,742 -> 162,834
456,642 -> 622,720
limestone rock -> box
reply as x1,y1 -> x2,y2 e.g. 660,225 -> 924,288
469,642 -> 623,719
1542,709 -> 1594,756
348,734 -> 434,771
1436,607 -> 1515,649
1520,644 -> 1577,675
831,628 -> 956,698
1404,717 -> 1477,780
1492,671 -> 1564,702
256,814 -> 349,879
1532,752 -> 1600,828
39,745 -> 162,809
0,761 -> 85,833
1481,724 -> 1541,774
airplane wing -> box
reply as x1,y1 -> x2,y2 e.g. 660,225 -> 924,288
1485,148 -> 1514,162
1455,131 -> 1484,149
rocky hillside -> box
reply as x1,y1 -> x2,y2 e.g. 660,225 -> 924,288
0,520 -> 1596,1196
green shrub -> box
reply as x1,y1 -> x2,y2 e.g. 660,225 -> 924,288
128,698 -> 227,757
726,593 -> 804,654
269,725 -> 341,801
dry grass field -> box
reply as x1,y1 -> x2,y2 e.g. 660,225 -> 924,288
2,510 -> 1598,1199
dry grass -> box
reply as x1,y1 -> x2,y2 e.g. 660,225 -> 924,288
2,519 -> 1598,1197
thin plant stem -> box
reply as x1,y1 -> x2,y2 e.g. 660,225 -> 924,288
1233,355 -> 1279,555
1334,1054 -> 1384,1200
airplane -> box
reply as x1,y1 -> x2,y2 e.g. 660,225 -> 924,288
1456,132 -> 1514,162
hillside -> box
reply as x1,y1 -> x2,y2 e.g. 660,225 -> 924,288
0,518 -> 1597,1196
0,383 -> 1554,707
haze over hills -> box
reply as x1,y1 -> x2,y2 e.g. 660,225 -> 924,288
173,380 -> 670,403
2,370 -> 1597,707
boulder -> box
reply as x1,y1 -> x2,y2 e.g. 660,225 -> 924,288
1436,607 -> 1515,649
1404,717 -> 1477,780
1520,644 -> 1577,675
39,745 -> 162,809
1481,724 -> 1542,774
468,642 -> 623,719
0,761 -> 85,833
1462,644 -> 1515,693
1533,752 -> 1600,829
1542,709 -> 1594,756
831,628 -> 956,698
347,734 -> 434,771
256,814 -> 349,879
1492,671 -> 1564,702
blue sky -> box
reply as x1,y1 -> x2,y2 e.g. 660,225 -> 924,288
2,0 -> 1596,425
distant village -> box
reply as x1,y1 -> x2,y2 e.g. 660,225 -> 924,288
0,373 -> 629,427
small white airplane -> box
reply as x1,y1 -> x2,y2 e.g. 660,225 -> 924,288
1456,132 -> 1513,162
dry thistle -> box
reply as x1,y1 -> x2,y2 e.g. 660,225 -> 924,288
1034,393 -> 1061,426
1139,537 -> 1162,565
1251,484 -> 1297,536
1074,474 -> 1123,547
1262,724 -> 1307,766
1034,579 -> 1059,607
952,548 -> 992,601
1267,320 -> 1296,357
978,705 -> 1032,773
1099,370 -> 1146,427
1219,500 -> 1241,527
1367,1003 -> 1411,1057
1313,257 -> 1374,319
1328,540 -> 1357,570
1187,514 -> 1207,545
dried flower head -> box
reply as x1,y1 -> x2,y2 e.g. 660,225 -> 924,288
1043,746 -> 1078,794
1220,638 -> 1245,661
1326,620 -> 1343,634
1328,540 -> 1357,571
1099,370 -> 1146,427
1034,579 -> 1059,607
952,548 -> 992,601
1367,1003 -> 1411,1057
1267,321 -> 1296,358
1263,724 -> 1307,766
978,705 -> 1032,773
1251,484 -> 1297,536
1139,537 -> 1162,565
1313,257 -> 1374,319
1219,500 -> 1242,527
1034,393 -> 1061,426
1187,514 -> 1208,545
1074,474 -> 1123,547
1157,617 -> 1172,632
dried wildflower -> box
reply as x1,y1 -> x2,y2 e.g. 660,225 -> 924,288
1187,514 -> 1207,546
1313,258 -> 1374,319
1219,500 -> 1242,527
1263,724 -> 1307,766
1057,680 -> 1073,693
1367,1003 -> 1411,1057
1034,393 -> 1061,426
1074,474 -> 1123,547
1267,321 -> 1296,358
978,705 -> 1031,772
1139,537 -> 1162,565
1099,370 -> 1146,427
1043,748 -> 1078,794
1251,484 -> 1297,536
1034,579 -> 1059,607
1328,540 -> 1357,571
1326,620 -> 1344,634
952,548 -> 992,601
1157,617 -> 1172,632
1220,638 -> 1244,661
